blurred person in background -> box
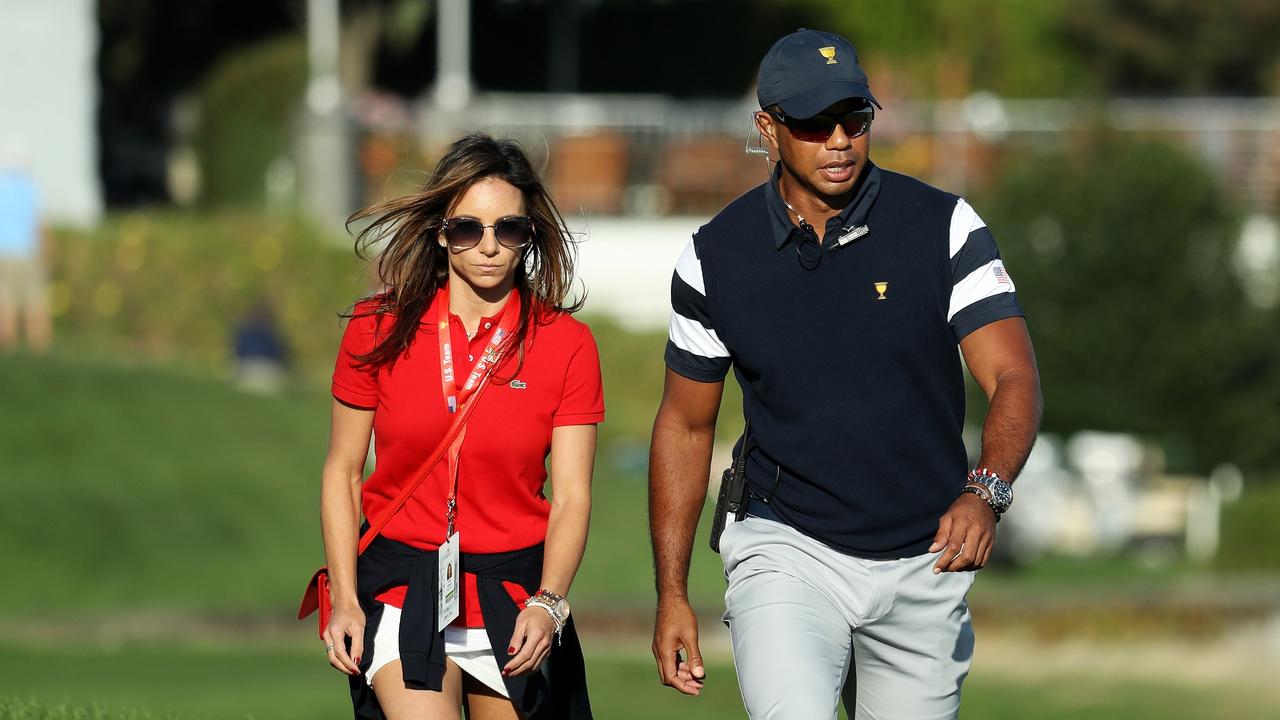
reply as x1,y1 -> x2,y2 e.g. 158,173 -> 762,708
319,134 -> 602,719
649,30 -> 1042,719
0,137 -> 51,354
231,296 -> 290,393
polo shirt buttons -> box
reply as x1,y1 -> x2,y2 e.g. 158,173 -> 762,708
468,354 -> 474,361
484,322 -> 492,329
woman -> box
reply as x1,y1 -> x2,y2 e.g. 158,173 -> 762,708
319,134 -> 602,719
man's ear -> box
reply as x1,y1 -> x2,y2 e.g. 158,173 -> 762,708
754,111 -> 781,161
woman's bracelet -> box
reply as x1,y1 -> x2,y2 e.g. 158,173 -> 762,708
526,598 -> 565,645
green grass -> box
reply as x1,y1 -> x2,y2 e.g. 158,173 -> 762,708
0,698 -> 179,720
0,642 -> 1274,720
575,466 -> 731,613
0,350 -> 327,615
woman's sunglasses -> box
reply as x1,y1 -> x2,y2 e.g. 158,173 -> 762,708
767,106 -> 874,144
441,216 -> 534,250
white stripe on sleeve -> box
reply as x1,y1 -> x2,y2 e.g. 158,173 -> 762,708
949,198 -> 987,259
669,312 -> 730,359
674,240 -> 705,295
948,259 -> 1017,321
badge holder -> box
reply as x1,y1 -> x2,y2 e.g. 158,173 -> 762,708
437,495 -> 461,630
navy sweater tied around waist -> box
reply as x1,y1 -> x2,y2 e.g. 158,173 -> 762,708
348,534 -> 592,719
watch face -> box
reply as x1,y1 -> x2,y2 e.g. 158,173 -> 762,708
989,479 -> 1013,510
536,591 -> 569,618
970,473 -> 1012,512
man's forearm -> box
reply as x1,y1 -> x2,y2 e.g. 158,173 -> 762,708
976,368 -> 1042,482
649,419 -> 716,600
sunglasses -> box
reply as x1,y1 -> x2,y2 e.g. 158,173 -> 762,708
767,106 -> 874,143
441,216 -> 534,250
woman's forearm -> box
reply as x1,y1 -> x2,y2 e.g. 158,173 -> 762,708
320,400 -> 374,610
540,424 -> 597,598
539,493 -> 591,597
320,463 -> 363,608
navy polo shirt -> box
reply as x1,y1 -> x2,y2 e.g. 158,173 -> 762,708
665,163 -> 1024,558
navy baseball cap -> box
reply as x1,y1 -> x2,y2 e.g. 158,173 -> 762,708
756,29 -> 881,118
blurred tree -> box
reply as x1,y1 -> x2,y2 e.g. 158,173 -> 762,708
786,0 -> 1087,97
194,37 -> 307,208
789,0 -> 1280,98
1060,0 -> 1280,96
97,0 -> 414,208
978,135 -> 1280,473
98,0 -> 297,205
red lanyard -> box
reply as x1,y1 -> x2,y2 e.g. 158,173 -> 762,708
434,283 -> 519,538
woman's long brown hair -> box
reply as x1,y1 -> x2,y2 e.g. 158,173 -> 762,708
344,133 -> 582,372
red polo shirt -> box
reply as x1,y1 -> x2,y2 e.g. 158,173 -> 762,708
331,289 -> 605,626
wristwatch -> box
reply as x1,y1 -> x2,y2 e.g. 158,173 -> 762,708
525,588 -> 570,644
963,467 -> 1013,519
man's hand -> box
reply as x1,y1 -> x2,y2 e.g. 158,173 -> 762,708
929,493 -> 997,573
652,597 -> 706,695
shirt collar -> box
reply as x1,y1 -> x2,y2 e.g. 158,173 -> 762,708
424,282 -> 518,334
765,161 -> 882,250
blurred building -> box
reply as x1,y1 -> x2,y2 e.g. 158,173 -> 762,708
0,0 -> 102,226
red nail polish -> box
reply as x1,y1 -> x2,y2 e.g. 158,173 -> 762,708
507,646 -> 515,654
354,657 -> 362,665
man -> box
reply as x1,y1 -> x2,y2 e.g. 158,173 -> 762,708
648,29 -> 1042,719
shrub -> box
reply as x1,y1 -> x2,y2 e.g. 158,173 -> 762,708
193,35 -> 306,208
977,133 -> 1280,473
48,212 -> 367,381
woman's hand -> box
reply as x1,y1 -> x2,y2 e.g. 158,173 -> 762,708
323,603 -> 366,676
502,606 -> 556,677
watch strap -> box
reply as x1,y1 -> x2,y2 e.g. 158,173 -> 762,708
964,466 -> 1012,518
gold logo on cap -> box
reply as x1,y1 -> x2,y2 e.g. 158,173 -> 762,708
874,281 -> 888,300
819,46 -> 838,64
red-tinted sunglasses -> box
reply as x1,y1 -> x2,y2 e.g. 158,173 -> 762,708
767,106 -> 874,143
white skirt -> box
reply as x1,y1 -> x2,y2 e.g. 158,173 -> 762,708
365,604 -> 508,697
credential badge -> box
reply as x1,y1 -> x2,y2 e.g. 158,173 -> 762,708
837,225 -> 869,246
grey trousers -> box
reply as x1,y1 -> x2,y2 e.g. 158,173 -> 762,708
720,516 -> 976,720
